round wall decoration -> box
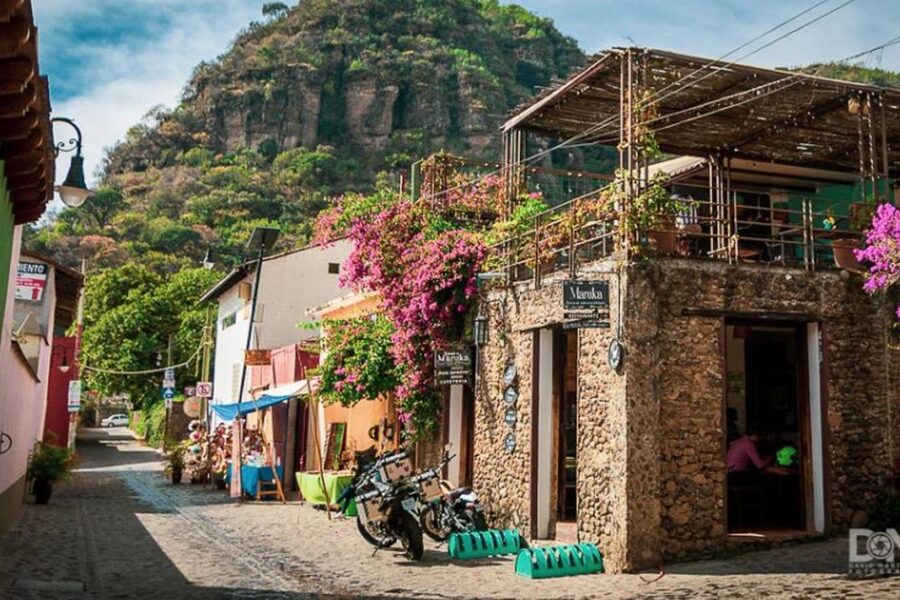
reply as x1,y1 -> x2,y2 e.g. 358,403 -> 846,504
503,364 -> 517,386
608,338 -> 624,371
504,408 -> 517,427
504,433 -> 516,453
503,386 -> 518,405
183,396 -> 202,418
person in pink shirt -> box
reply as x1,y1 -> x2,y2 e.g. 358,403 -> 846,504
727,432 -> 771,473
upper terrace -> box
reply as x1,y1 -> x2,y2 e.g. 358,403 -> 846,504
420,48 -> 900,285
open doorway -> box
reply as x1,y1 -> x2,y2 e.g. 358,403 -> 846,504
556,329 -> 578,524
725,321 -> 819,534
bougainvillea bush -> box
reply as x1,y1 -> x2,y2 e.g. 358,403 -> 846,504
855,202 -> 900,319
314,174 -> 492,435
318,315 -> 400,407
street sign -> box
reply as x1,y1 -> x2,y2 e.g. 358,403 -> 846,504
196,381 -> 212,398
67,380 -> 82,412
165,397 -> 173,410
163,379 -> 175,388
434,346 -> 473,386
162,387 -> 176,400
164,368 -> 175,381
562,319 -> 611,330
184,386 -> 196,397
563,280 -> 609,310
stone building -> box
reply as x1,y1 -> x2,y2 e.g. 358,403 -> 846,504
466,48 -> 900,572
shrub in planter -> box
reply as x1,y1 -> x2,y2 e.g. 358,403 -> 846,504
162,441 -> 187,484
27,442 -> 74,505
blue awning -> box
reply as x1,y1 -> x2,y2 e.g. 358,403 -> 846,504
211,379 -> 316,421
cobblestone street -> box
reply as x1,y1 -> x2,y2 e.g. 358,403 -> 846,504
0,428 -> 897,599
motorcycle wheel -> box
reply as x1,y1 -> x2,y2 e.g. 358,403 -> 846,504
472,510 -> 488,531
398,510 -> 424,561
356,515 -> 396,548
420,504 -> 450,542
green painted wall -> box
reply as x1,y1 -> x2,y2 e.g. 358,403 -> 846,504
0,160 -> 13,334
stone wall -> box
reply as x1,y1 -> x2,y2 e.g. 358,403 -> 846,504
472,256 -> 899,573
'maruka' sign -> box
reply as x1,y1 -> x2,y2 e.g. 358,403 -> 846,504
434,346 -> 473,386
563,281 -> 609,310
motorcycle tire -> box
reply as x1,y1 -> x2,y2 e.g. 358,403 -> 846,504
421,505 -> 450,542
398,510 -> 424,561
356,515 -> 396,548
472,510 -> 488,531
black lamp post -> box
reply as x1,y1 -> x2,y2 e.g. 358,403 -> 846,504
52,117 -> 92,208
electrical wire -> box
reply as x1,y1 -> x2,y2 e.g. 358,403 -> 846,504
82,341 -> 204,376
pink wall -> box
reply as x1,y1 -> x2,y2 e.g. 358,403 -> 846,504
45,337 -> 77,446
0,235 -> 54,504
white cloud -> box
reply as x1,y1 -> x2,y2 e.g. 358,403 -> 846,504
35,0 -> 266,189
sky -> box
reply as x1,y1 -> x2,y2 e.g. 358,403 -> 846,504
33,0 -> 900,190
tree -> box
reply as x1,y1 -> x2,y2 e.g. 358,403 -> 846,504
262,2 -> 289,19
79,264 -> 220,408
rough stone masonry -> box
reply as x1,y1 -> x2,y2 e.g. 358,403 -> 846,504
473,256 -> 900,573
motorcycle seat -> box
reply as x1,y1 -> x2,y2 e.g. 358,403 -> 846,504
448,487 -> 472,500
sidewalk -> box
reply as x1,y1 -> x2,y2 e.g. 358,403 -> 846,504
0,428 -> 897,599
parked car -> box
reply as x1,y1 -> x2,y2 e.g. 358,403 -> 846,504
101,414 -> 129,428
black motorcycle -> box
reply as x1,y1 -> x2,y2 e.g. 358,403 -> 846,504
413,453 -> 488,542
338,449 -> 424,560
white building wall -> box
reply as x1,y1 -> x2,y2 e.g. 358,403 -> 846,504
210,241 -> 351,409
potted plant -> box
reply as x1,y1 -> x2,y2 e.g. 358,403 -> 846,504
27,442 -> 74,504
833,199 -> 877,271
162,441 -> 187,484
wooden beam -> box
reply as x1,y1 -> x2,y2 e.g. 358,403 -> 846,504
0,17 -> 29,58
0,110 -> 37,139
681,307 -> 819,322
0,56 -> 33,93
725,95 -> 848,150
4,152 -> 43,176
0,82 -> 35,117
0,128 -> 41,153
0,0 -> 26,23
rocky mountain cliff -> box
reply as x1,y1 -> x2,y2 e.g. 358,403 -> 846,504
104,0 -> 584,179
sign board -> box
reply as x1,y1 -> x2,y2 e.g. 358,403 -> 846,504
164,368 -> 175,381
162,387 -> 176,400
67,380 -> 82,412
244,349 -> 272,366
562,319 -> 611,330
196,381 -> 212,398
15,262 -> 49,302
434,346 -> 473,386
563,281 -> 609,310
165,397 -> 173,410
163,378 -> 175,389
563,311 -> 609,320
183,386 -> 196,397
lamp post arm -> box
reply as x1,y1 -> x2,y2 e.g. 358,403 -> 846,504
51,117 -> 83,157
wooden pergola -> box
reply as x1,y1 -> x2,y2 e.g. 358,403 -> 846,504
0,0 -> 55,225
502,47 -> 900,179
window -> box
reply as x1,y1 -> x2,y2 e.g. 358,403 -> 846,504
221,312 -> 236,330
328,262 -> 340,274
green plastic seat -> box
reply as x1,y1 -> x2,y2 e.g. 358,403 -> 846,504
447,529 -> 521,559
514,543 -> 603,578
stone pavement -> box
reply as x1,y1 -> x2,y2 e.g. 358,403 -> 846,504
0,428 -> 898,599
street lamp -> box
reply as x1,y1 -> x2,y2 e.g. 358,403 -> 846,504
52,117 -> 92,208
52,345 -> 70,373
202,248 -> 214,270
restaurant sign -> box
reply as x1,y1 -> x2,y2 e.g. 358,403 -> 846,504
562,281 -> 609,310
434,346 -> 473,386
244,349 -> 272,366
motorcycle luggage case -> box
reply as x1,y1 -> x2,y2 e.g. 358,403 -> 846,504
379,453 -> 413,483
356,489 -> 386,523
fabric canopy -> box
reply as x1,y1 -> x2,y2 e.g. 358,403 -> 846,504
211,379 -> 317,421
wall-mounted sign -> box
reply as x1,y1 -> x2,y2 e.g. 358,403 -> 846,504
504,408 -> 517,427
608,338 -> 624,371
244,349 -> 272,366
503,386 -> 518,405
434,346 -> 473,386
15,262 -> 48,302
504,433 -> 516,453
67,380 -> 82,412
563,311 -> 609,320
503,364 -> 517,386
562,319 -> 611,330
563,280 -> 609,310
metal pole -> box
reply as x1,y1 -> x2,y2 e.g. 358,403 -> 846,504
163,334 -> 172,451
69,259 -> 86,452
234,247 -> 266,501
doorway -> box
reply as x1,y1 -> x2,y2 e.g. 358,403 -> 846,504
724,321 -> 824,534
531,328 -> 578,540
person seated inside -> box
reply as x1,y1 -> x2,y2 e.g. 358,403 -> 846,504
727,430 -> 770,476
726,407 -> 740,445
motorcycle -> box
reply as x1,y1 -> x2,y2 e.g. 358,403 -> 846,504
412,453 -> 487,542
338,449 -> 424,560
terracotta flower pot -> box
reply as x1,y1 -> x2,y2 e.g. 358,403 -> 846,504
832,238 -> 861,271
33,478 -> 52,504
649,229 -> 678,254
